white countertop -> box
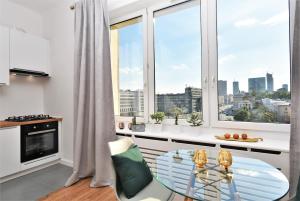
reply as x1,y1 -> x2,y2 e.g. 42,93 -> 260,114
116,125 -> 290,153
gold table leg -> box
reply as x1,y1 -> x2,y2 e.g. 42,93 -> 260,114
184,197 -> 193,201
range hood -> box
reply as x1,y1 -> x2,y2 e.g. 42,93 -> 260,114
10,68 -> 49,77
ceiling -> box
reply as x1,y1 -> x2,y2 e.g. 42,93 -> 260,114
8,0 -> 139,13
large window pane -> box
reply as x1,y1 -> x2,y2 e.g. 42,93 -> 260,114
110,17 -> 144,117
154,2 -> 202,119
217,0 -> 291,124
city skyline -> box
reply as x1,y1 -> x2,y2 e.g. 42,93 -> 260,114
217,0 -> 290,94
118,0 -> 290,95
120,73 -> 289,95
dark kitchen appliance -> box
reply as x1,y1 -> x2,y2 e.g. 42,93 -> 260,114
5,114 -> 53,122
21,121 -> 58,163
10,68 -> 49,77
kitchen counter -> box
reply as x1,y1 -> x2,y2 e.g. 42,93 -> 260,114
0,118 -> 63,128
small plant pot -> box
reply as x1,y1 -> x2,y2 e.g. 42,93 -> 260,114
132,123 -> 145,132
118,122 -> 125,129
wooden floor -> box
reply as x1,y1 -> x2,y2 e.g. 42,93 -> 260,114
39,178 -> 118,201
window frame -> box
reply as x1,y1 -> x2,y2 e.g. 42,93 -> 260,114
110,10 -> 149,123
147,0 -> 209,126
110,0 -> 292,133
207,0 -> 291,132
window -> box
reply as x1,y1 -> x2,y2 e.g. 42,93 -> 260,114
110,0 -> 292,132
217,0 -> 291,124
110,17 -> 144,117
153,1 -> 202,119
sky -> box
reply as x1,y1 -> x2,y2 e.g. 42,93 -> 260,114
118,0 -> 290,95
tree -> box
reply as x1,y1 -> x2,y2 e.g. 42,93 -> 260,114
263,111 -> 275,123
234,108 -> 250,121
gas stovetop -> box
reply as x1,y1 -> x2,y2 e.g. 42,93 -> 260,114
5,115 -> 53,122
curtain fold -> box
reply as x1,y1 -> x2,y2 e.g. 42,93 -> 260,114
290,0 -> 300,199
65,0 -> 117,188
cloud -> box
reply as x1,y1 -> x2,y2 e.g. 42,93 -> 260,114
261,10 -> 289,26
219,54 -> 236,65
120,67 -> 143,75
234,10 -> 289,28
234,18 -> 258,28
171,64 -> 189,70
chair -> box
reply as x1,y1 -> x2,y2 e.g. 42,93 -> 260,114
108,138 -> 174,201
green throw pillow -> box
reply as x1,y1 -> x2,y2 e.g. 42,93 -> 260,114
112,145 -> 153,199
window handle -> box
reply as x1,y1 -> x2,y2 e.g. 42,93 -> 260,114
203,77 -> 208,89
212,76 -> 216,88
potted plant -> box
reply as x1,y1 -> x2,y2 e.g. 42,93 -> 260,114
172,107 -> 183,125
187,112 -> 203,126
150,112 -> 165,124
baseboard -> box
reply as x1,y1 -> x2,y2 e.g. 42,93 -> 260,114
60,158 -> 73,167
0,160 -> 60,184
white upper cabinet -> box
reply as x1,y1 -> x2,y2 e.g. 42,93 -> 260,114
10,29 -> 50,74
0,26 -> 10,85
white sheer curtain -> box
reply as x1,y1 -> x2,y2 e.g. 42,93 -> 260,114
290,0 -> 300,199
65,0 -> 117,188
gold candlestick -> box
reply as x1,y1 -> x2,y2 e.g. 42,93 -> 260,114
193,149 -> 208,169
218,149 -> 232,172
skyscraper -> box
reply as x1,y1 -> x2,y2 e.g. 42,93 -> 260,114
233,81 -> 239,95
282,84 -> 288,91
218,80 -> 227,96
266,73 -> 274,92
248,77 -> 266,93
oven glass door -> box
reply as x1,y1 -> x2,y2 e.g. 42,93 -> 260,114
21,122 -> 58,163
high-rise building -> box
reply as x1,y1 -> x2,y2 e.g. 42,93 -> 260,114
266,73 -> 274,92
248,77 -> 266,93
185,87 -> 202,113
120,89 -> 144,116
156,87 -> 202,115
282,84 -> 288,91
218,80 -> 227,96
233,81 -> 239,95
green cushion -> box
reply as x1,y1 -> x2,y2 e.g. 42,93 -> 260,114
112,145 -> 153,199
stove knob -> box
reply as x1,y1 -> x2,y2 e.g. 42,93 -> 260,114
33,126 -> 37,129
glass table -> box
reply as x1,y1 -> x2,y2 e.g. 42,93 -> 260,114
151,149 -> 289,201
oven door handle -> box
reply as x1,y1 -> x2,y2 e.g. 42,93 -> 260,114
27,129 -> 57,136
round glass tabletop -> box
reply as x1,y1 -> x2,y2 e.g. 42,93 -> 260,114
151,149 -> 289,201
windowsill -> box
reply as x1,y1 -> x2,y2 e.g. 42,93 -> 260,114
116,124 -> 290,153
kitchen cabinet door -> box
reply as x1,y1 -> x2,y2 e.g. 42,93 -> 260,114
0,26 -> 9,85
0,127 -> 21,178
10,29 -> 50,74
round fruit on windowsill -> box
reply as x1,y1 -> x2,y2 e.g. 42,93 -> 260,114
241,133 -> 248,140
233,134 -> 239,139
224,133 -> 231,139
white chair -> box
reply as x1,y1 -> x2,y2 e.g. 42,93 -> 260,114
108,138 -> 174,201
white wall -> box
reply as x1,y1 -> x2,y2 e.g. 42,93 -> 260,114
37,0 -> 175,164
42,0 -> 75,163
0,0 -> 181,164
0,0 -> 45,120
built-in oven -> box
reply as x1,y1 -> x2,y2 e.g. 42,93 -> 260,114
21,121 -> 58,163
